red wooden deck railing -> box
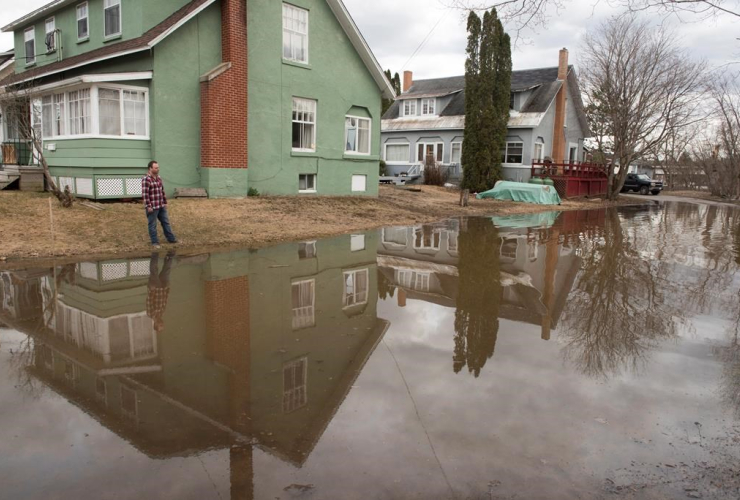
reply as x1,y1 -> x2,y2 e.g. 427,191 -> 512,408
531,161 -> 609,198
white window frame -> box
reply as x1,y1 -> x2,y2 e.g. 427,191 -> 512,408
350,234 -> 365,251
344,115 -> 371,155
291,279 -> 315,330
450,141 -> 462,164
298,241 -> 316,259
401,99 -> 416,117
34,84 -> 150,141
104,0 -> 122,39
421,98 -> 436,116
292,97 -> 316,152
533,142 -> 544,162
283,357 -> 308,413
413,226 -> 442,251
417,142 -> 444,163
384,142 -> 410,163
24,27 -> 35,65
45,18 -> 56,52
282,3 -> 309,64
502,141 -> 524,165
77,2 -> 89,41
351,174 -> 367,193
298,173 -> 317,193
343,268 -> 369,308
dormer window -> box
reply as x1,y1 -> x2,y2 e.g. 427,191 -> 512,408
402,99 -> 416,117
421,98 -> 436,116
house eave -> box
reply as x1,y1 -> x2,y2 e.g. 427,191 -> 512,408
2,0 -> 76,32
325,0 -> 396,100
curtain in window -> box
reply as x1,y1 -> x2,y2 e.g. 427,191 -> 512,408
53,93 -> 65,136
99,88 -> 121,135
42,96 -> 53,138
358,119 -> 370,154
386,144 -> 409,162
104,0 -> 121,37
123,90 -> 146,136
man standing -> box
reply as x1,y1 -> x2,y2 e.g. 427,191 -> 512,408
142,160 -> 177,249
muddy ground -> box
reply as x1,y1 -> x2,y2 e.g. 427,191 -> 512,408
0,185 -> 641,267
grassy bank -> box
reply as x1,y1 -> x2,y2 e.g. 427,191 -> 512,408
0,186 -> 641,267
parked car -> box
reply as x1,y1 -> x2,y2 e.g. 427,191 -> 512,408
621,173 -> 663,195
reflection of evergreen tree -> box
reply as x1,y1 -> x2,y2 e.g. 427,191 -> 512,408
377,268 -> 395,300
453,219 -> 502,377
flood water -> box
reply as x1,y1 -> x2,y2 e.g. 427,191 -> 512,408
1,201 -> 740,500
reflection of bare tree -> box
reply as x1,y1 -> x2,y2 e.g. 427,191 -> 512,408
560,209 -> 682,379
453,219 -> 502,377
6,335 -> 44,399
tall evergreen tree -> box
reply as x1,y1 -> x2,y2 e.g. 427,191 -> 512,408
461,12 -> 483,191
382,70 -> 402,115
461,9 -> 512,192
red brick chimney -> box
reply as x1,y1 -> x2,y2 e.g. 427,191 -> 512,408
200,0 -> 248,169
403,71 -> 413,93
551,48 -> 569,167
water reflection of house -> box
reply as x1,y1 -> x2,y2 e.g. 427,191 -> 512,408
378,215 -> 587,339
2,233 -> 388,499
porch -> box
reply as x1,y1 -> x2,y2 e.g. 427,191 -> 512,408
1,140 -> 44,191
531,161 -> 608,199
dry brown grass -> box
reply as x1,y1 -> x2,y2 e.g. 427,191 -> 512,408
0,186 -> 642,266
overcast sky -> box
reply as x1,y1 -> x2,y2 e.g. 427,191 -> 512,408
1,0 -> 737,79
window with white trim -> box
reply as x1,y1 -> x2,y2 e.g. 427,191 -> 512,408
104,0 -> 121,38
37,85 -> 149,139
298,241 -> 316,259
24,28 -> 35,65
345,116 -> 370,154
68,89 -> 91,135
451,142 -> 462,164
292,279 -> 315,329
417,142 -> 443,163
343,269 -> 368,307
413,226 -> 441,250
502,141 -> 523,164
283,357 -> 308,413
282,3 -> 308,63
77,3 -> 89,40
99,88 -> 121,135
533,142 -> 544,162
299,174 -> 316,193
292,98 -> 316,151
402,99 -> 416,117
385,143 -> 410,162
421,98 -> 436,115
45,18 -> 56,52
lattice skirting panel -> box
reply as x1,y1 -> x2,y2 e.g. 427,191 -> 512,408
48,175 -> 145,199
77,259 -> 151,283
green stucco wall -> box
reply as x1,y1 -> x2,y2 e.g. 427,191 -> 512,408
150,2 -> 222,195
12,0 -> 194,73
247,0 -> 382,196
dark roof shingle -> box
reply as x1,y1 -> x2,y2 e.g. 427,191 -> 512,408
0,0 -> 212,87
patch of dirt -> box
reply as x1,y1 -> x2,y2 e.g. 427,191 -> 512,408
0,186 -> 643,268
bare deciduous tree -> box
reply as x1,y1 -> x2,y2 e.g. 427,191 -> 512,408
581,16 -> 706,200
691,71 -> 740,199
447,0 -> 739,37
0,87 -> 74,207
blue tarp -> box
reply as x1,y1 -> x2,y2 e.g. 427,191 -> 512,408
476,181 -> 562,205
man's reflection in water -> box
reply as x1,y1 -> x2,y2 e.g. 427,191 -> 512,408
147,251 -> 175,333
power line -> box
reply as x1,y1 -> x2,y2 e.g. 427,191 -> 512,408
400,11 -> 448,72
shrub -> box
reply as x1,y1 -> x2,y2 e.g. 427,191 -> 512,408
379,160 -> 387,176
423,156 -> 449,186
247,187 -> 260,197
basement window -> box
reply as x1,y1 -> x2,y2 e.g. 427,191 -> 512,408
299,174 -> 316,193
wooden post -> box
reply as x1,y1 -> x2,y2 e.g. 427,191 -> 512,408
459,189 -> 470,207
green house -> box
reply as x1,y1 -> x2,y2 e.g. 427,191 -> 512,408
0,0 -> 394,199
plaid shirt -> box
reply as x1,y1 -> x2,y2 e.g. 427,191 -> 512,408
142,174 -> 168,210
147,285 -> 170,320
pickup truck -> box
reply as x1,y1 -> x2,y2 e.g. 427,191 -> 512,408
621,173 -> 663,195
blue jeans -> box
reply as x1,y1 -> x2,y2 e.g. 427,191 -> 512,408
146,207 -> 177,244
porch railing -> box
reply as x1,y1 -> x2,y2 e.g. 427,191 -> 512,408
1,140 -> 38,166
531,161 -> 607,179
